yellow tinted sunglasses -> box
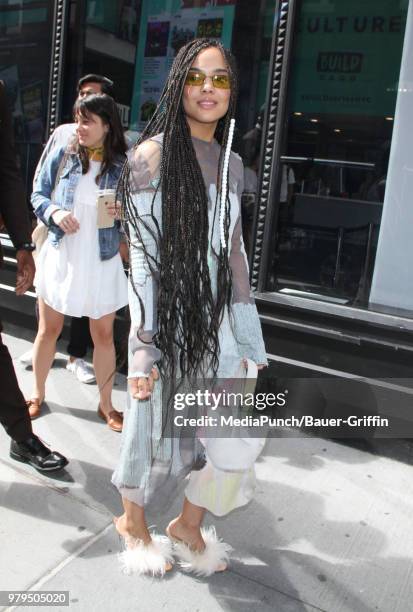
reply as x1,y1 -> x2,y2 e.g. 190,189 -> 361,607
185,70 -> 231,89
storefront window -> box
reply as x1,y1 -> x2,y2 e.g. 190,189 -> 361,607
65,0 -> 274,140
83,0 -> 142,125
0,0 -> 55,190
126,0 -> 276,251
129,0 -> 238,131
266,0 -> 409,307
86,0 -> 140,43
63,0 -> 276,240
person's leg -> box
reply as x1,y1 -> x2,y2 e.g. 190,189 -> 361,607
67,316 -> 92,359
89,313 -> 117,415
19,298 -> 40,365
114,496 -> 173,574
0,325 -> 68,471
66,316 -> 95,383
167,496 -> 229,574
114,498 -> 151,544
31,298 -> 64,401
0,328 -> 32,441
167,497 -> 206,552
20,299 -> 62,367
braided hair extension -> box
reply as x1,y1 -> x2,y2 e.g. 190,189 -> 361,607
120,38 -> 239,386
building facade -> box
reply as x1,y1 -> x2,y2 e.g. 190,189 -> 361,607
1,0 -> 412,418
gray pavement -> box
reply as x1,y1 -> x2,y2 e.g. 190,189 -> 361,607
1,322 -> 413,612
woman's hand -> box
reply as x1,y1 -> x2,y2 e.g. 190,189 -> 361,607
15,250 -> 35,295
106,200 -> 121,219
129,367 -> 159,401
52,209 -> 80,234
242,358 -> 266,371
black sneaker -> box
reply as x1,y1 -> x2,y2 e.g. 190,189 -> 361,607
10,435 -> 68,473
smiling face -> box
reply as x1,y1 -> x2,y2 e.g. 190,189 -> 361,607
182,46 -> 231,137
76,111 -> 109,148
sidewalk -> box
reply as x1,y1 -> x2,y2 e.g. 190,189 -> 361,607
1,323 -> 413,612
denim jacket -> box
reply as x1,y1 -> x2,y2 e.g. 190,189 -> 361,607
31,145 -> 125,261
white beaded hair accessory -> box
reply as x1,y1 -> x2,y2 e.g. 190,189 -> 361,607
219,118 -> 236,250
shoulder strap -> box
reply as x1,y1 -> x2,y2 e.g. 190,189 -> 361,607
51,148 -> 70,199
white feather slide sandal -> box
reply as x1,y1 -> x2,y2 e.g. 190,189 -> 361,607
118,533 -> 174,576
166,525 -> 232,577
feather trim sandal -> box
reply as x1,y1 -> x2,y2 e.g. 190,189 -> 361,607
166,525 -> 232,577
118,533 -> 174,577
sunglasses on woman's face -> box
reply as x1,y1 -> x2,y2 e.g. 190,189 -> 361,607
185,69 -> 231,89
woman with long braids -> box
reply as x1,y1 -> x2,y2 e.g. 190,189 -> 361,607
112,38 -> 268,576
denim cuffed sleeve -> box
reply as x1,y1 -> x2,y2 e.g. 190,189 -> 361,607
126,140 -> 163,378
229,215 -> 268,366
31,146 -> 66,226
232,302 -> 268,365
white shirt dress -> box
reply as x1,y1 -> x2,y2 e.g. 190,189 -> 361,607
35,161 -> 128,319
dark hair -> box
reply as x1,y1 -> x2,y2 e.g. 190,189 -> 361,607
77,74 -> 114,96
73,93 -> 126,181
121,38 -> 238,384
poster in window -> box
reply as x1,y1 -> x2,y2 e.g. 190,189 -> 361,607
291,0 -> 408,116
130,0 -> 237,131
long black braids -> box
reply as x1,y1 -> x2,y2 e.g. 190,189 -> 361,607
119,38 -> 239,386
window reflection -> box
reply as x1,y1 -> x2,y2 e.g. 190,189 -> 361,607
63,0 -> 275,261
0,1 -> 54,192
267,0 -> 408,306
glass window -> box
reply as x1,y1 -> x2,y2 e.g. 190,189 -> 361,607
0,0 -> 55,191
129,0 -> 276,253
62,1 -> 143,125
63,0 -> 276,257
127,0 -> 276,155
63,0 -> 275,136
265,0 -> 408,308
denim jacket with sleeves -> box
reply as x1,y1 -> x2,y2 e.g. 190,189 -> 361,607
31,145 -> 125,261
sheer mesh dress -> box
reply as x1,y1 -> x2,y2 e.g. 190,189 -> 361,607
112,134 -> 267,515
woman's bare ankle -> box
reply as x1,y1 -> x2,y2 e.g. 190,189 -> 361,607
114,514 -> 151,544
31,390 -> 44,402
99,401 -> 113,416
167,517 -> 205,552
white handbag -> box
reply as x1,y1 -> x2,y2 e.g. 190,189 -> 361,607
204,359 -> 266,473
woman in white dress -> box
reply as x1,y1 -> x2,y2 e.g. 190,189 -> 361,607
29,94 -> 128,431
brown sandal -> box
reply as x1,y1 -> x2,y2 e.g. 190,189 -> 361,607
97,405 -> 123,432
26,398 -> 43,420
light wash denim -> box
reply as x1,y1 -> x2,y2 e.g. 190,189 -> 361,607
31,145 -> 125,261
